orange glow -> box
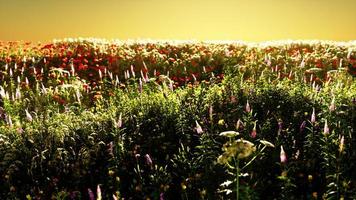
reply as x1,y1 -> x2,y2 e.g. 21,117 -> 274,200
0,0 -> 355,42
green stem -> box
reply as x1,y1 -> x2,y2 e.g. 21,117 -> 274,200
236,158 -> 239,200
241,146 -> 266,170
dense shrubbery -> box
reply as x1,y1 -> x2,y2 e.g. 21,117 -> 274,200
0,40 -> 355,199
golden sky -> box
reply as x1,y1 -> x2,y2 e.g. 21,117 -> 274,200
0,0 -> 355,42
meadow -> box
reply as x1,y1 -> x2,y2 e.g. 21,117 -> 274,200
0,39 -> 355,199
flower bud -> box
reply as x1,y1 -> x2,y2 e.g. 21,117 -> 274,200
280,146 -> 287,163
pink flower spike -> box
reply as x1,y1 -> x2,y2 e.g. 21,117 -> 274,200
145,154 -> 153,167
245,100 -> 251,113
280,146 -> 287,164
87,188 -> 95,200
323,120 -> 329,135
311,108 -> 316,123
97,185 -> 102,200
117,113 -> 122,128
250,122 -> 257,138
339,135 -> 345,153
329,97 -> 336,112
131,65 -> 135,78
195,120 -> 203,134
140,70 -> 146,83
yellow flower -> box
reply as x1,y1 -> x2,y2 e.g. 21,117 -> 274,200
218,119 -> 225,126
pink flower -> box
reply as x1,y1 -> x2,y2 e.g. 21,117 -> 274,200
329,97 -> 336,112
280,146 -> 287,164
145,154 -> 153,167
88,188 -> 95,200
250,122 -> 257,138
245,100 -> 251,113
97,185 -> 102,200
131,65 -> 135,78
236,119 -> 244,130
116,113 -> 122,128
311,108 -> 316,123
323,120 -> 329,135
195,120 -> 203,134
339,135 -> 345,153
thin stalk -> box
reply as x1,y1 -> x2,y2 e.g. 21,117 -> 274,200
235,157 -> 240,200
241,146 -> 266,170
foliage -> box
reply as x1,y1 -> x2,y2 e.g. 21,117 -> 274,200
0,39 -> 355,199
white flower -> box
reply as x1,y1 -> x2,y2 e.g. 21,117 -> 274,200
219,131 -> 239,138
25,109 -> 33,122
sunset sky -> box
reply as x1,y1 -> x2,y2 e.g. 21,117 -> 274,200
0,0 -> 355,42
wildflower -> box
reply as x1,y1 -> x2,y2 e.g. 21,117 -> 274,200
280,146 -> 287,164
278,119 -> 283,134
98,69 -> 102,80
250,121 -> 257,138
209,105 -> 213,121
116,113 -> 122,128
323,120 -> 329,135
220,180 -> 233,187
41,83 -> 47,95
138,78 -> 143,93
311,108 -> 316,123
339,135 -> 345,153
108,142 -> 113,155
219,131 -> 239,138
236,119 -> 244,130
236,139 -> 256,159
97,185 -> 102,200
7,115 -> 13,128
329,97 -> 336,111
145,154 -> 153,167
16,127 -> 23,134
195,120 -> 203,134
130,65 -> 135,78
299,121 -> 306,133
140,70 -> 146,82
87,188 -> 95,200
113,194 -> 118,200
70,63 -> 75,76
245,100 -> 251,113
218,119 -> 225,126
192,74 -> 197,82
115,75 -> 120,86
260,140 -> 275,148
294,150 -> 300,159
25,109 -> 33,122
15,88 -> 21,100
160,193 -> 164,200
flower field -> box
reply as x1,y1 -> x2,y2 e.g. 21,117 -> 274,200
0,39 -> 355,199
